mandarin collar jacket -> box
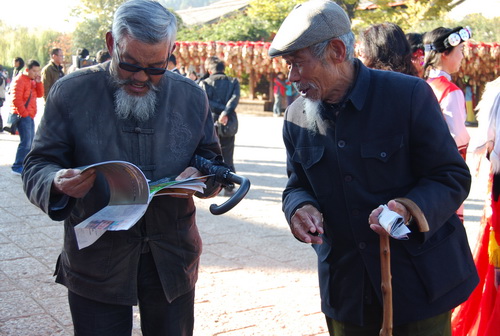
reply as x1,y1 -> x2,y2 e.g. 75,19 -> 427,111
23,62 -> 222,305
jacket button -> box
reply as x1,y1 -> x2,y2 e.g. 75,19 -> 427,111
380,152 -> 387,158
338,140 -> 346,148
359,242 -> 366,249
352,209 -> 360,216
135,127 -> 142,133
344,175 -> 352,182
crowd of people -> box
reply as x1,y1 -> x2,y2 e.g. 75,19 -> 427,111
0,0 -> 498,335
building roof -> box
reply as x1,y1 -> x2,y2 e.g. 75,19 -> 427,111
177,0 -> 250,26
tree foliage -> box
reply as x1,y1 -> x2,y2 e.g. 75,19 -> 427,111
246,0 -> 302,34
177,11 -> 269,41
0,23 -> 63,75
354,0 -> 464,31
71,0 -> 126,57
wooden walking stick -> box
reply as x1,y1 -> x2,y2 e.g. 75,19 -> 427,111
379,233 -> 393,336
379,198 -> 430,336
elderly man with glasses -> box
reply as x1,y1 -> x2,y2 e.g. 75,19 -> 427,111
22,1 -> 222,335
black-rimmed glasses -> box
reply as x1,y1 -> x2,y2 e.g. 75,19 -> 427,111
116,45 -> 168,76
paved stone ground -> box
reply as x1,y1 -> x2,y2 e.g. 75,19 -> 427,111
0,105 -> 487,335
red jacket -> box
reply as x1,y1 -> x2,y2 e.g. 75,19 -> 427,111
274,78 -> 286,96
11,73 -> 44,118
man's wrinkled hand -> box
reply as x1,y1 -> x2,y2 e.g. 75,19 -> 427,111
290,204 -> 324,244
369,199 -> 410,236
52,168 -> 96,199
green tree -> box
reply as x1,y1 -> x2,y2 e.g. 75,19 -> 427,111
71,0 -> 126,56
354,0 -> 466,32
412,13 -> 500,42
0,23 -> 62,75
246,0 -> 302,34
178,11 -> 269,41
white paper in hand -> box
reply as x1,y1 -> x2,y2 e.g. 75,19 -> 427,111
377,205 -> 411,240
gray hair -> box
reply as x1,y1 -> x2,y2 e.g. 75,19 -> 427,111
309,31 -> 355,62
112,0 -> 177,49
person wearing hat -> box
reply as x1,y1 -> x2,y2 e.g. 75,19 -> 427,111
424,26 -> 472,223
270,1 -> 478,335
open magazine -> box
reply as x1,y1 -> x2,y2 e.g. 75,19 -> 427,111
73,160 -> 209,249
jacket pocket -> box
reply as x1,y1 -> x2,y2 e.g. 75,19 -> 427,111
403,220 -> 475,302
292,146 -> 324,169
360,135 -> 412,192
291,146 -> 332,197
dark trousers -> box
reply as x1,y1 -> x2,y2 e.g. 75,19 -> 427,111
68,252 -> 195,336
220,135 -> 235,173
326,310 -> 452,336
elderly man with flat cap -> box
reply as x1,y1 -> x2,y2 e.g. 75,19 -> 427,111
270,1 -> 478,335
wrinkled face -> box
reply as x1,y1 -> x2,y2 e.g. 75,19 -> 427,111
283,47 -> 336,102
27,66 -> 41,80
445,43 -> 464,74
110,37 -> 171,97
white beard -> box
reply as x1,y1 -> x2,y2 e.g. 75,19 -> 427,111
303,98 -> 323,133
113,86 -> 158,122
109,61 -> 160,122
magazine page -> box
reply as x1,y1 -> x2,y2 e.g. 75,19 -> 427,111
74,204 -> 149,249
80,161 -> 150,205
74,161 -> 210,249
148,175 -> 207,197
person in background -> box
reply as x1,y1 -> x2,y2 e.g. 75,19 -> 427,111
167,54 -> 181,74
269,1 -> 478,335
95,49 -> 111,63
273,72 -> 286,117
68,48 -> 93,73
10,59 -> 44,175
188,70 -> 198,82
452,76 -> 500,336
406,32 -> 425,78
424,26 -> 471,222
358,22 -> 418,76
0,65 -> 6,130
198,56 -> 220,83
41,48 -> 65,100
12,57 -> 25,79
21,1 -> 222,335
199,59 -> 240,196
285,79 -> 298,107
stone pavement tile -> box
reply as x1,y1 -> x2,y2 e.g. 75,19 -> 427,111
0,233 -> 9,244
42,296 -> 73,327
0,290 -> 45,320
29,245 -> 62,267
16,277 -> 66,300
1,257 -> 52,279
8,232 -> 57,250
0,219 -> 34,235
194,267 -> 328,335
0,271 -> 18,292
0,314 -> 70,336
0,243 -> 30,260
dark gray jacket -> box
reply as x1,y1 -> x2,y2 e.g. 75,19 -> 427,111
23,62 -> 221,305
